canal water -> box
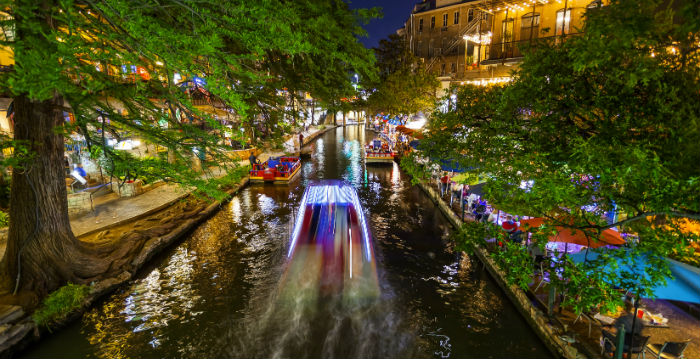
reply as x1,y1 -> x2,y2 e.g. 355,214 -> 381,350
23,126 -> 551,358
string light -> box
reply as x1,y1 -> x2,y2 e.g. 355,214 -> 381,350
462,77 -> 513,86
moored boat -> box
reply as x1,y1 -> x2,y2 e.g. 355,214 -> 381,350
249,156 -> 301,183
364,138 -> 394,164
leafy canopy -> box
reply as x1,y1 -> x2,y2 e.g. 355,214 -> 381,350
416,0 -> 700,313
366,33 -> 439,115
0,0 -> 378,193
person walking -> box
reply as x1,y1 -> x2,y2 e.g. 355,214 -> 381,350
440,172 -> 450,196
451,181 -> 462,206
249,152 -> 258,167
298,133 -> 304,151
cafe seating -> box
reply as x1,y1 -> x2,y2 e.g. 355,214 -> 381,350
601,330 -> 650,358
645,340 -> 691,359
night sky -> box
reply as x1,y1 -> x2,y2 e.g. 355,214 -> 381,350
346,0 -> 417,49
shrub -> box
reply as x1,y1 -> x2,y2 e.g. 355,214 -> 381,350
0,210 -> 8,227
32,283 -> 90,327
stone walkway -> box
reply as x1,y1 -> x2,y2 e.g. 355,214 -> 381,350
0,124 -> 336,258
70,184 -> 190,238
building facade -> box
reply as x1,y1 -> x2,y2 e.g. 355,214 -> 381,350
406,0 -> 605,88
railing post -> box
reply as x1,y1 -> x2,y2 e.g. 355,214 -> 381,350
614,324 -> 626,359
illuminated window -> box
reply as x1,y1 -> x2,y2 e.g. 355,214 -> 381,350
587,0 -> 603,8
555,8 -> 571,35
0,12 -> 14,41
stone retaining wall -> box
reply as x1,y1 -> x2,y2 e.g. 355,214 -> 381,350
0,177 -> 250,358
67,192 -> 92,217
416,181 -> 592,359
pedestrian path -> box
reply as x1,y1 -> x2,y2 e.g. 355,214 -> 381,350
70,183 -> 189,237
1,125 -> 336,258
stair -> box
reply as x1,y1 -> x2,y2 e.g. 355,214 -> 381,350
427,15 -> 484,72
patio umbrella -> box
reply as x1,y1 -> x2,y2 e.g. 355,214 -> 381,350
570,249 -> 700,358
520,217 -> 625,248
570,250 -> 700,305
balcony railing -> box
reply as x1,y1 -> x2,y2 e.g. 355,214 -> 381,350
486,33 -> 582,62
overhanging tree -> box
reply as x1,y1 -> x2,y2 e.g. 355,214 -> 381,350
416,0 -> 700,313
0,0 -> 377,295
366,33 -> 439,115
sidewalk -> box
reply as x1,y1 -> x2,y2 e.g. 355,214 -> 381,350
70,184 -> 190,238
1,125 -> 336,257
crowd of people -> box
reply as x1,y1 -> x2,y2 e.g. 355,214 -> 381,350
436,171 -> 525,245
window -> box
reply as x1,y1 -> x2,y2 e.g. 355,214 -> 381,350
587,0 -> 603,8
419,18 -> 423,32
443,13 -> 448,27
451,63 -> 456,74
502,18 -> 514,43
0,12 -> 14,42
417,41 -> 423,57
468,9 -> 474,22
431,16 -> 435,29
454,11 -> 460,24
521,12 -> 540,41
440,63 -> 446,76
555,8 -> 571,35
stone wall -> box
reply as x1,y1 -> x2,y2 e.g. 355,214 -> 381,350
415,181 -> 594,359
118,181 -> 143,198
67,192 -> 92,217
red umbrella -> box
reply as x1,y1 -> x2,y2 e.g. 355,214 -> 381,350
520,217 -> 625,248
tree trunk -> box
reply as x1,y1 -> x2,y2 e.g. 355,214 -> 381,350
4,94 -> 110,295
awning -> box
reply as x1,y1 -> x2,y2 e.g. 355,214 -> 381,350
520,217 -> 625,248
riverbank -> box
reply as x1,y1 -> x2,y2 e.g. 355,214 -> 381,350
411,175 -> 700,359
411,179 -> 590,359
0,124 -> 340,358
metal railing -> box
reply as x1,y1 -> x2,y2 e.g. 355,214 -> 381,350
486,33 -> 582,62
426,15 -> 485,72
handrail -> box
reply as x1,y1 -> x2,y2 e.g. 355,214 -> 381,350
426,15 -> 483,72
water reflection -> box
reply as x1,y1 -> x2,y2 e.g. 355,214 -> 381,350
23,126 -> 552,359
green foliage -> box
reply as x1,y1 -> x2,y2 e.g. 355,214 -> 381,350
0,210 -> 8,227
192,165 -> 250,202
419,0 -> 700,313
399,152 -> 432,185
366,34 -> 439,115
32,283 -> 90,327
0,0 -> 378,199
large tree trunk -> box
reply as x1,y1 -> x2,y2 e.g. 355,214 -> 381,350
3,94 -> 109,295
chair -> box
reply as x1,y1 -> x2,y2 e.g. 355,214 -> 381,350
645,340 -> 691,359
601,330 -> 650,359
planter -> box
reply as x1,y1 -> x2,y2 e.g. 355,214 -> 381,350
119,180 -> 143,198
67,192 -> 92,216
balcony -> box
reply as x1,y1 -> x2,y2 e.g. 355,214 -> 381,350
482,33 -> 581,64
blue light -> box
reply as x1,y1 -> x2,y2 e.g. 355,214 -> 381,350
287,182 -> 373,262
193,76 -> 206,86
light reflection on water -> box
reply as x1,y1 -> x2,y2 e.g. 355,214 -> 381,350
22,126 -> 552,359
